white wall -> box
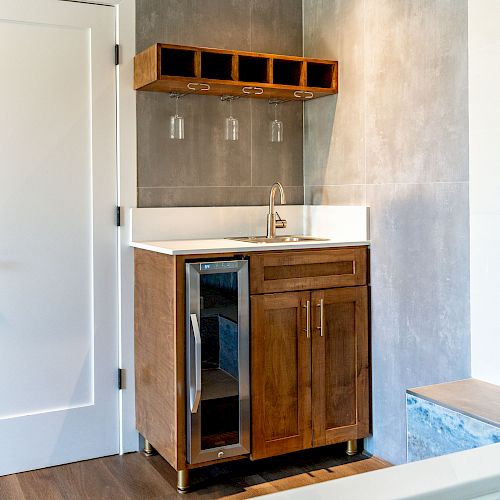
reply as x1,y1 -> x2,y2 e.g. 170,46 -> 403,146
469,0 -> 500,385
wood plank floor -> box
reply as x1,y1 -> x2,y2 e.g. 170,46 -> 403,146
0,444 -> 391,500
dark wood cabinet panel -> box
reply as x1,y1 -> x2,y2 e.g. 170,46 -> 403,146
311,287 -> 369,447
250,247 -> 367,294
251,292 -> 312,460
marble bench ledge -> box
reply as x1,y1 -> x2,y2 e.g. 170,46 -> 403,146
406,378 -> 500,462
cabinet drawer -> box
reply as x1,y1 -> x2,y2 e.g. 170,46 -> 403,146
250,247 -> 367,294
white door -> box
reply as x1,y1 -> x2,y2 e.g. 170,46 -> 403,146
0,0 -> 119,475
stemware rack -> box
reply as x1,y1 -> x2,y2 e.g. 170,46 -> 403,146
134,43 -> 338,100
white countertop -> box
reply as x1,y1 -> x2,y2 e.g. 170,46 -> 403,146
130,237 -> 370,256
128,205 -> 370,255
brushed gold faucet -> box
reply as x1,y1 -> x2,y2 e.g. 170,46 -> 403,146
266,182 -> 287,239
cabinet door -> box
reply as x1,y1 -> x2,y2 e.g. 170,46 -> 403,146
311,287 -> 369,447
251,292 -> 312,459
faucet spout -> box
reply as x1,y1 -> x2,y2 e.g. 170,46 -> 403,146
267,182 -> 287,239
269,182 -> 286,214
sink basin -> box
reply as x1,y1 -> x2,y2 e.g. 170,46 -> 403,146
226,235 -> 329,244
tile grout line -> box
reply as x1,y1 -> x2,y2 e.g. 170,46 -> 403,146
138,181 -> 469,190
250,102 -> 253,188
250,0 -> 253,187
304,181 -> 470,187
250,0 -> 253,51
301,0 -> 306,204
363,0 -> 367,206
138,185 -> 306,190
302,0 -> 306,203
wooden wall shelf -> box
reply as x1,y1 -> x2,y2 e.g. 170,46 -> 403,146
134,43 -> 338,100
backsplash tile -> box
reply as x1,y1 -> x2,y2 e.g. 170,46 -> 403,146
364,0 -> 469,184
138,186 -> 304,208
136,0 -> 304,207
305,184 -> 366,205
304,0 -> 470,465
136,0 -> 252,53
250,0 -> 303,56
366,182 -> 470,464
137,93 -> 252,188
251,99 -> 304,188
303,0 -> 365,189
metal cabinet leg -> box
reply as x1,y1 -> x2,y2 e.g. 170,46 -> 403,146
346,439 -> 359,456
144,438 -> 154,457
177,469 -> 190,493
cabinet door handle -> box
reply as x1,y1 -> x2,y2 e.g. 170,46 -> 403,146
302,300 -> 310,338
316,298 -> 324,337
190,313 -> 202,414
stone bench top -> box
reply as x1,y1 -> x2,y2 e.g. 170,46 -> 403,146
407,378 -> 500,428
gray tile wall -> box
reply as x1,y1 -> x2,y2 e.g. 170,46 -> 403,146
136,0 -> 304,207
304,0 -> 471,465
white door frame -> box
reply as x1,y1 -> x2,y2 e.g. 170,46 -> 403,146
63,0 -> 138,455
115,0 -> 138,454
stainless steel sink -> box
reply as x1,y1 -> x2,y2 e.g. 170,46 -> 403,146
226,235 -> 329,244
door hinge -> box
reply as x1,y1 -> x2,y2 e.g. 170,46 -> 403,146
118,368 -> 125,390
115,44 -> 120,65
116,206 -> 121,227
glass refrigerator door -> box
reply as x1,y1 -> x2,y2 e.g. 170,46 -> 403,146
186,260 -> 250,464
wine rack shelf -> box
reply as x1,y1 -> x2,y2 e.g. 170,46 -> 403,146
134,43 -> 338,100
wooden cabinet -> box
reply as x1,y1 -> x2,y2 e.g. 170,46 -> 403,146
134,246 -> 370,488
250,248 -> 370,460
134,43 -> 338,100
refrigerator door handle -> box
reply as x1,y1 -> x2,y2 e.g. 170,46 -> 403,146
190,313 -> 202,414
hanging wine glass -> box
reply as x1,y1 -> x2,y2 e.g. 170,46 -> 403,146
225,97 -> 239,141
170,95 -> 184,140
270,102 -> 283,143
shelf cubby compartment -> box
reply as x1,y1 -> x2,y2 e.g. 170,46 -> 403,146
160,46 -> 197,78
307,61 -> 335,89
238,55 -> 270,83
272,58 -> 303,86
201,51 -> 235,81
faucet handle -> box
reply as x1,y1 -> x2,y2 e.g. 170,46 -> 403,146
275,211 -> 287,229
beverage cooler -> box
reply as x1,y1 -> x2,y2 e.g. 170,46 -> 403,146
185,259 -> 250,464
